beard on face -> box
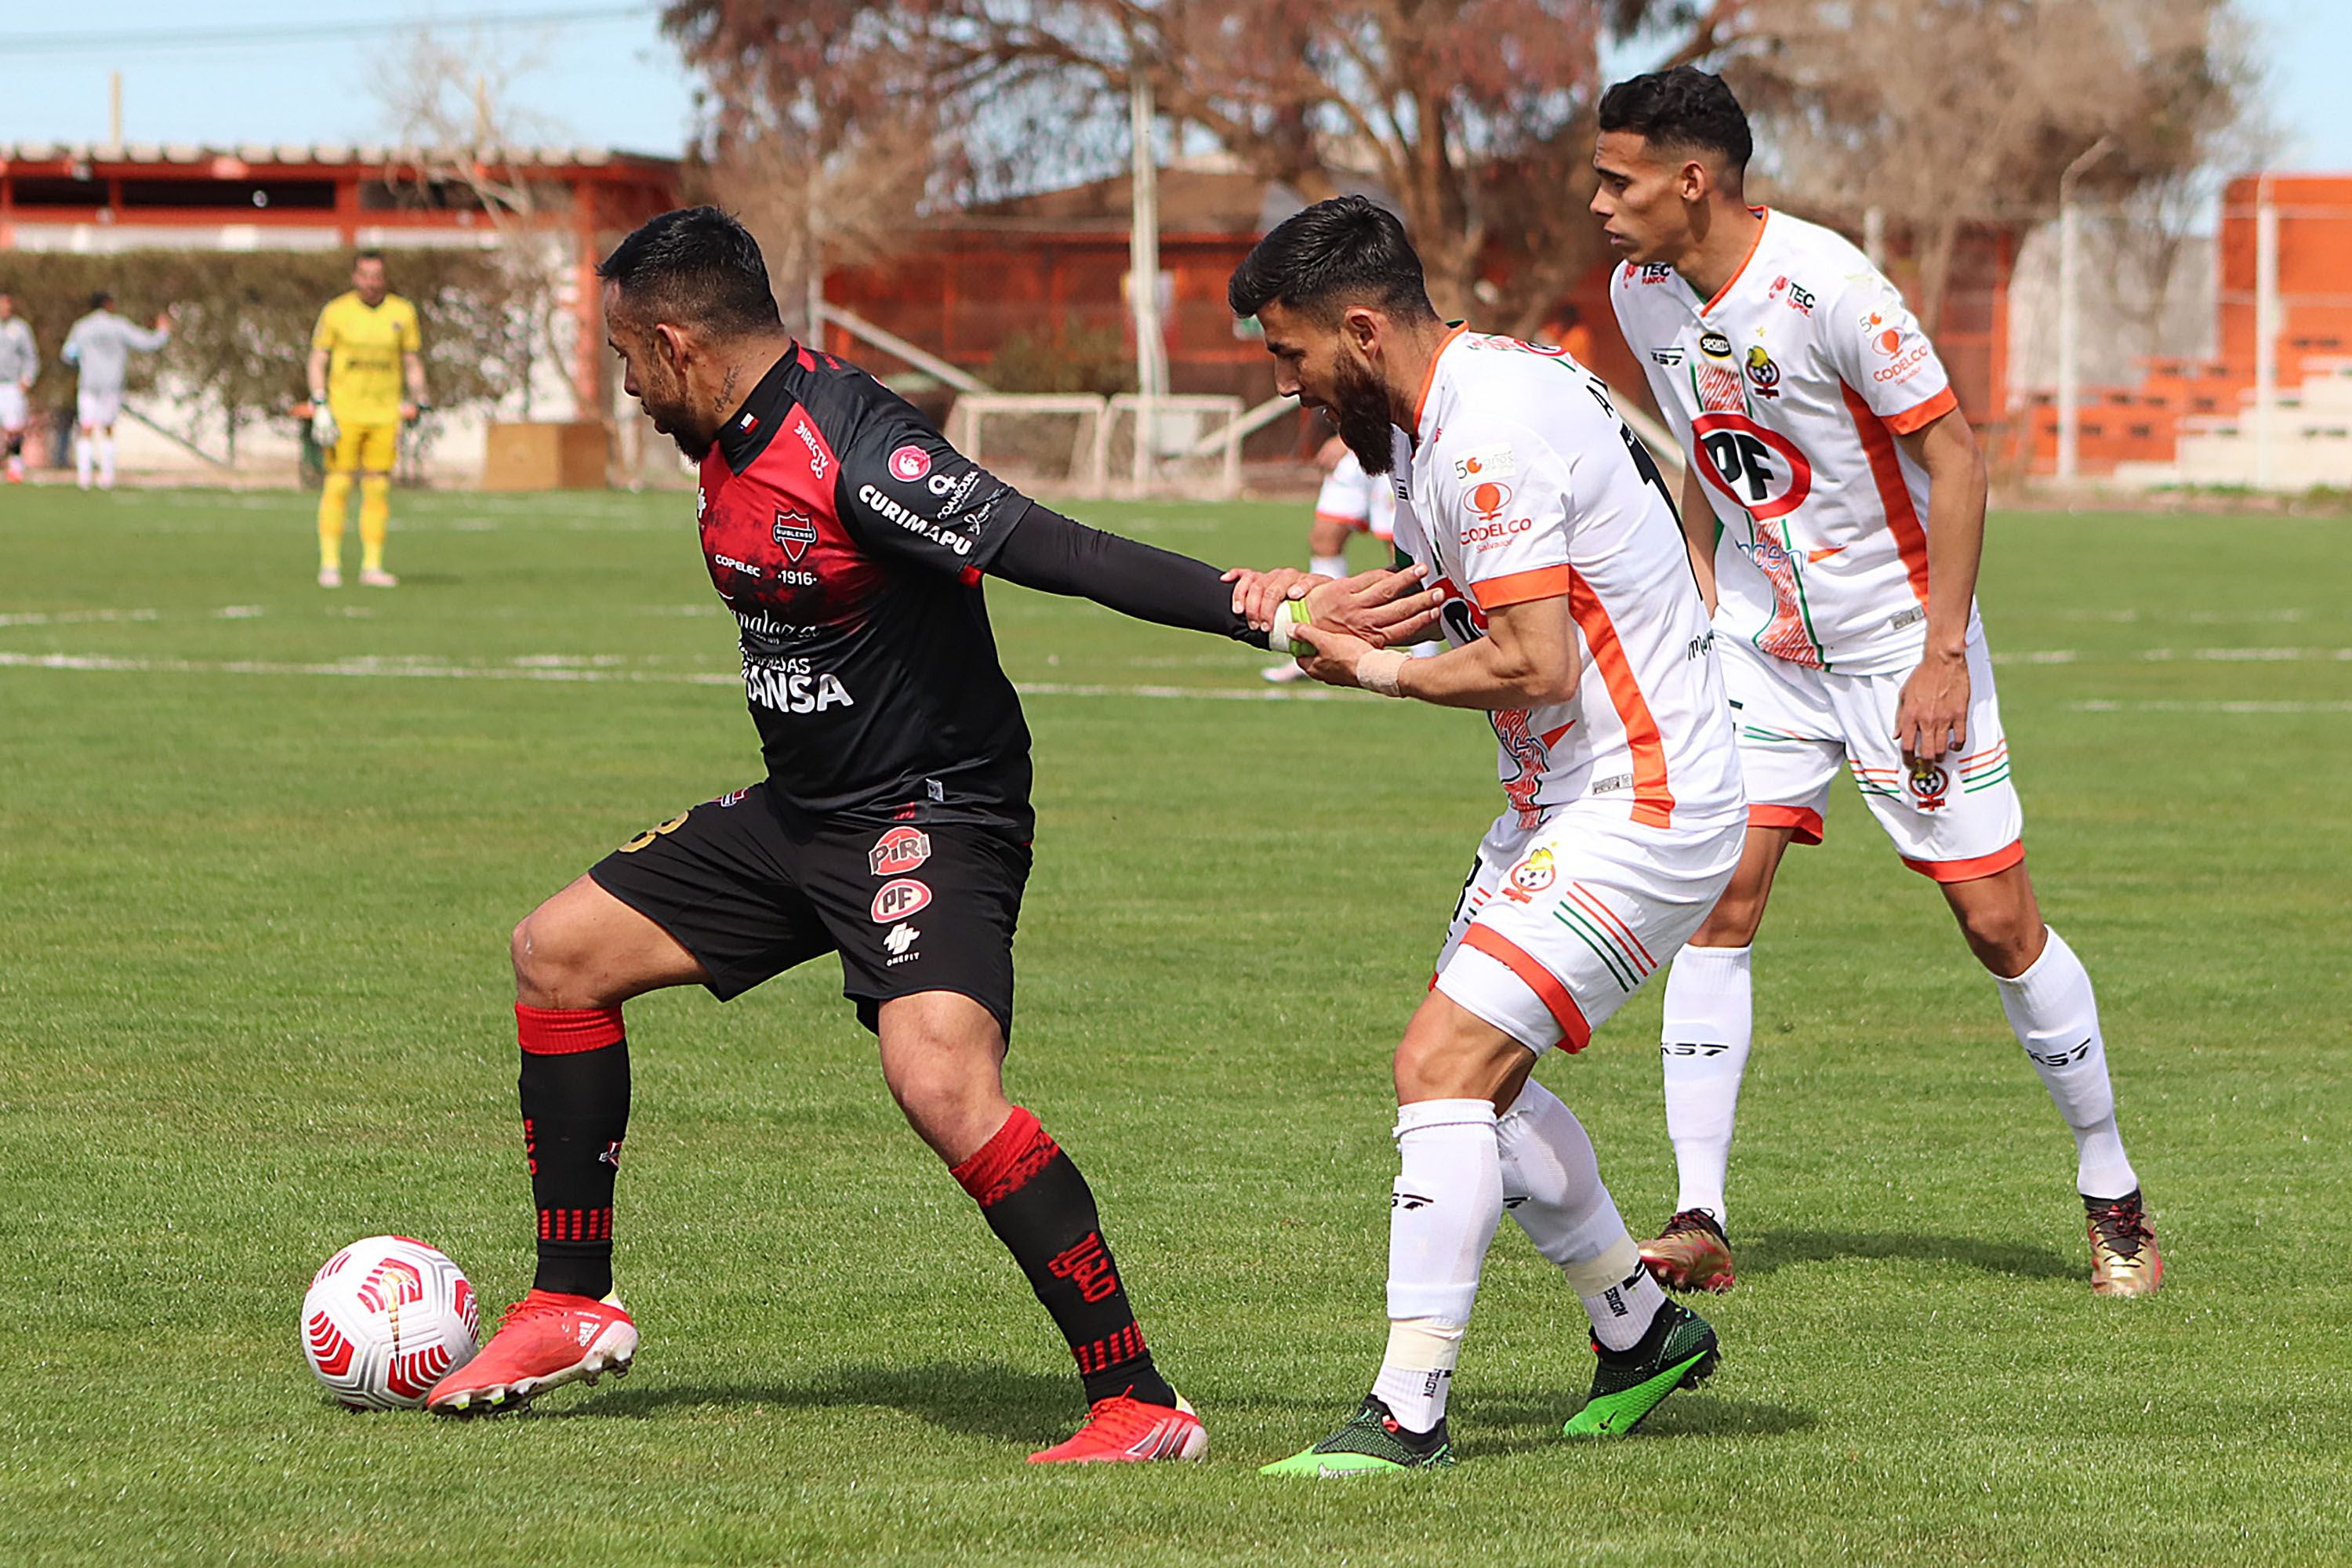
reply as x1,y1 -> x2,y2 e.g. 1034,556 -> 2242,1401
666,414 -> 714,463
633,374 -> 711,462
1329,351 -> 1396,475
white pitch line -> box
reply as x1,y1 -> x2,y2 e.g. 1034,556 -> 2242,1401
1994,648 -> 2352,665
0,608 -> 160,627
2070,699 -> 2352,714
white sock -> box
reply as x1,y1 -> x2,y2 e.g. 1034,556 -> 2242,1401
1376,1098 -> 1502,1432
98,436 -> 117,487
1496,1077 -> 1664,1352
1996,927 -> 2138,1199
76,435 -> 93,487
1660,945 -> 1754,1229
1370,1319 -> 1463,1434
1311,552 -> 1348,579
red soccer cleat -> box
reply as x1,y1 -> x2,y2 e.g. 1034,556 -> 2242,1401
1028,1392 -> 1209,1464
426,1289 -> 637,1414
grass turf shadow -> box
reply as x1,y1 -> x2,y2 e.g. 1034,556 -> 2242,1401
535,1359 -> 1076,1443
1736,1228 -> 2075,1283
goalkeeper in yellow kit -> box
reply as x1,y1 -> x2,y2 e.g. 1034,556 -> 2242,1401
310,251 -> 426,587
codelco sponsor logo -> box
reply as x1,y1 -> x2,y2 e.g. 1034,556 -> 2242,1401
1463,515 -> 1534,549
1873,344 -> 1932,381
857,484 -> 974,555
1465,480 -> 1514,521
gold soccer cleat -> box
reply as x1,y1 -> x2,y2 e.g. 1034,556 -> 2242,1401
2086,1190 -> 2164,1297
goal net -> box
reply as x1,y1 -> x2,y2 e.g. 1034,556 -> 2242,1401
942,394 -> 1109,498
1100,394 -> 1245,499
942,393 -> 1247,500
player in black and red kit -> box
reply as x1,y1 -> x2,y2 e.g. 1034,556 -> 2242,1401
424,208 -> 1437,1461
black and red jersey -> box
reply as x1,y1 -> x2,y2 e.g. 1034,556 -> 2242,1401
695,345 -> 1034,833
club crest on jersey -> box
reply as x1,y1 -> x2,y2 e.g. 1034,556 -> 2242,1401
870,878 -> 932,922
1906,760 -> 1951,811
1466,480 -> 1514,521
888,444 -> 932,482
1502,848 -> 1557,903
1744,346 -> 1782,398
869,826 -> 932,877
1699,328 -> 1734,360
772,506 -> 818,561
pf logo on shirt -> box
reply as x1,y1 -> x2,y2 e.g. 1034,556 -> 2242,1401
888,444 -> 932,482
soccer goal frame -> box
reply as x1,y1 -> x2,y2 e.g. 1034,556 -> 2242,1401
943,394 -> 1111,497
1101,393 -> 1245,499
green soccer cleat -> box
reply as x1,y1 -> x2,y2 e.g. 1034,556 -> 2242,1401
1562,1299 -> 1719,1439
1260,1396 -> 1454,1476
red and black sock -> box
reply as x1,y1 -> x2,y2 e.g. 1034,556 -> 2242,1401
951,1107 -> 1178,1409
516,1004 -> 630,1300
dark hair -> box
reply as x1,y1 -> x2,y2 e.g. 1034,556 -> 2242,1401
597,205 -> 782,337
354,249 -> 386,267
1228,195 -> 1437,325
1597,67 -> 1753,177
90,289 -> 114,310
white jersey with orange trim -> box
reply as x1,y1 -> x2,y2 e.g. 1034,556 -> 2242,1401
1314,449 -> 1397,541
1388,327 -> 1744,834
1611,209 -> 1969,677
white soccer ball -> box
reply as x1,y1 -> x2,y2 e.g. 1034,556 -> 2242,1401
300,1236 -> 481,1410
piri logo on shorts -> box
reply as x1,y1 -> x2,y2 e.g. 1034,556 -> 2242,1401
869,826 -> 932,877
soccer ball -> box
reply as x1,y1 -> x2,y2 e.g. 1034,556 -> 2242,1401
300,1236 -> 481,1410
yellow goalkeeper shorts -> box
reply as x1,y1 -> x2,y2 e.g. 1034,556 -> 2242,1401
328,422 -> 400,474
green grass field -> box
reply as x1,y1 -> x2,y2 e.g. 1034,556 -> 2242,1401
3,486 -> 2347,1566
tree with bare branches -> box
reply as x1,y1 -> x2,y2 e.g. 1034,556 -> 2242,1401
373,27 -> 592,415
662,1 -> 1726,334
1722,0 -> 2259,332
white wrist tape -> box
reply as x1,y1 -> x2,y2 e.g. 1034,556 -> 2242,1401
1356,648 -> 1410,697
1267,599 -> 1311,657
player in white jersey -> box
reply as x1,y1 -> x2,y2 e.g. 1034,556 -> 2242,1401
60,291 -> 172,491
0,292 -> 35,484
1225,196 -> 1746,1473
1595,67 -> 2160,1298
1265,437 -> 1425,682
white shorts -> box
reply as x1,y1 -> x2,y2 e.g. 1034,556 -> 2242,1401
1721,630 -> 2024,882
78,389 -> 122,431
1433,804 -> 1744,1052
0,383 -> 25,433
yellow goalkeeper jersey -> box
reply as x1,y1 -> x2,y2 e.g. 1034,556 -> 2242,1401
312,291 -> 421,425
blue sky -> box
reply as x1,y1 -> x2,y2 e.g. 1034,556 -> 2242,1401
2,1 -> 2344,171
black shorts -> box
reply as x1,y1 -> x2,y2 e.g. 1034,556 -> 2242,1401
588,782 -> 1029,1036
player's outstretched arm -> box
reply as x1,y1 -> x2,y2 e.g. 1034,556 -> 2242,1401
989,505 -> 1440,647
1288,596 -> 1580,710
